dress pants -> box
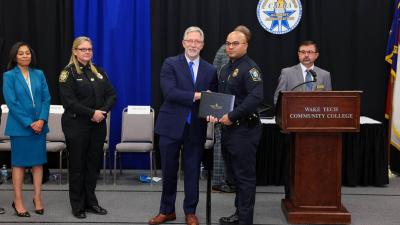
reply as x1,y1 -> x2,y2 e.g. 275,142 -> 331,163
62,115 -> 106,211
222,123 -> 262,225
159,124 -> 203,215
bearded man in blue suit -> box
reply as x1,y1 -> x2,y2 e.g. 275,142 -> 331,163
149,26 -> 217,225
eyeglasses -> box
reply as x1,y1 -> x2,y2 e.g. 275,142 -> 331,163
184,39 -> 203,45
298,50 -> 317,55
225,41 -> 246,47
76,48 -> 93,53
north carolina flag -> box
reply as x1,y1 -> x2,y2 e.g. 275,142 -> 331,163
386,0 -> 400,150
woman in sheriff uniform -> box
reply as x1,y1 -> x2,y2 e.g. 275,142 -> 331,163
59,36 -> 116,219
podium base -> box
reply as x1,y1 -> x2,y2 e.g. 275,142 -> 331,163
281,199 -> 351,224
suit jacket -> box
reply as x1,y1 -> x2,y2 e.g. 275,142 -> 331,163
273,63 -> 332,105
3,66 -> 51,136
155,54 -> 217,142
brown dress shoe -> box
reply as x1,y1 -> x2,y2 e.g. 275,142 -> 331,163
185,214 -> 199,225
148,212 -> 176,225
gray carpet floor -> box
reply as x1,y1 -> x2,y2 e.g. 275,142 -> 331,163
0,170 -> 399,225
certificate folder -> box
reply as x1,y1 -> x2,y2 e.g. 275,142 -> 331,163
198,91 -> 235,119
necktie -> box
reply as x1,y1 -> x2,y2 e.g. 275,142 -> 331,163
189,61 -> 195,84
187,61 -> 195,124
305,70 -> 313,91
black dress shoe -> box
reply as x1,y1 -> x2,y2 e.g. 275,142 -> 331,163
85,205 -> 107,215
219,212 -> 239,225
12,202 -> 30,217
212,184 -> 236,193
72,209 -> 86,219
0,207 -> 5,214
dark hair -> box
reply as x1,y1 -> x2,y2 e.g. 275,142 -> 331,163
234,25 -> 252,42
6,42 -> 37,70
298,40 -> 319,52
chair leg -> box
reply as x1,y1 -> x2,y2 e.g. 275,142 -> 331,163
153,151 -> 157,177
108,150 -> 113,175
150,152 -> 153,181
114,150 -> 117,186
119,153 -> 122,175
59,150 -> 63,185
66,150 -> 69,184
103,150 -> 107,184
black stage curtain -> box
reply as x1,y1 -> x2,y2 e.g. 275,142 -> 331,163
0,0 -> 73,167
151,0 -> 394,121
0,0 -> 73,105
256,123 -> 389,186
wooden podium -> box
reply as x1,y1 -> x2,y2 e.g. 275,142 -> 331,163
276,91 -> 362,224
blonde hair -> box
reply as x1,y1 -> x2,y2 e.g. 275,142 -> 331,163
183,26 -> 204,41
68,36 -> 99,75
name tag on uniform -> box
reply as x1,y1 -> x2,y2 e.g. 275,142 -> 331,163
76,78 -> 83,81
90,78 -> 95,81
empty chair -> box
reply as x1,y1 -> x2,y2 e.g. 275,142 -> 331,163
114,107 -> 155,185
46,105 -> 66,184
0,107 -> 11,153
204,122 -> 214,150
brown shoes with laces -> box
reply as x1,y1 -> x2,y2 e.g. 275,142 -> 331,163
148,212 -> 176,225
185,214 -> 199,225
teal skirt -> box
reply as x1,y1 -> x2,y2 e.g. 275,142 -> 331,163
10,132 -> 47,167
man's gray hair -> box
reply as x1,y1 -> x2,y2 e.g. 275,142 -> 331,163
183,26 -> 204,41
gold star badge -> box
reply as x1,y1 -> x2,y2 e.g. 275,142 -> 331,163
232,68 -> 239,77
59,70 -> 69,83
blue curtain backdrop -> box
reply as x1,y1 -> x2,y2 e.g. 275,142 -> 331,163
74,0 -> 151,169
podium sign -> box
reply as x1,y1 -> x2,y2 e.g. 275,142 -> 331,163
276,91 -> 361,132
276,91 -> 361,224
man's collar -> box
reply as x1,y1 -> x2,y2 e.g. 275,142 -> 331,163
230,54 -> 247,67
300,63 -> 314,72
184,55 -> 200,65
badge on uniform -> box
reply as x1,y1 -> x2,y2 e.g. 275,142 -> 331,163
316,84 -> 325,90
232,68 -> 239,77
59,70 -> 69,83
96,72 -> 103,79
249,68 -> 262,81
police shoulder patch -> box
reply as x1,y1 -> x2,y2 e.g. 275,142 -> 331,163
249,68 -> 262,81
59,70 -> 69,83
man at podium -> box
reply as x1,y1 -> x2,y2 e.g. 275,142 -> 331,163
273,40 -> 332,105
273,40 -> 332,199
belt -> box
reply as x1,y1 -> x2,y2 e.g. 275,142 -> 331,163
222,113 -> 261,130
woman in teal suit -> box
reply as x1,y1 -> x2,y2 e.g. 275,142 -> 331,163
3,42 -> 51,217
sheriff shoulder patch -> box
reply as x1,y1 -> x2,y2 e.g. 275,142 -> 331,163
249,68 -> 261,81
59,70 -> 69,83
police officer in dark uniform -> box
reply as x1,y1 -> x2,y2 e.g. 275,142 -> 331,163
59,36 -> 116,219
209,30 -> 263,225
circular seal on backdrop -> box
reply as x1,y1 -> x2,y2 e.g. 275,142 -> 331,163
257,0 -> 302,35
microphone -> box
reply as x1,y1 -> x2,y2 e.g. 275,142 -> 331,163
290,69 -> 317,91
309,69 -> 317,82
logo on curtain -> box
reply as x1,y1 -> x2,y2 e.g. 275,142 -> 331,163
256,0 -> 302,35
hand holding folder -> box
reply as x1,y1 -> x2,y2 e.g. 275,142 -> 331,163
198,91 -> 235,119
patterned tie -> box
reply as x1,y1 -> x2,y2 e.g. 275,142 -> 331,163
305,70 -> 313,91
187,61 -> 195,124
